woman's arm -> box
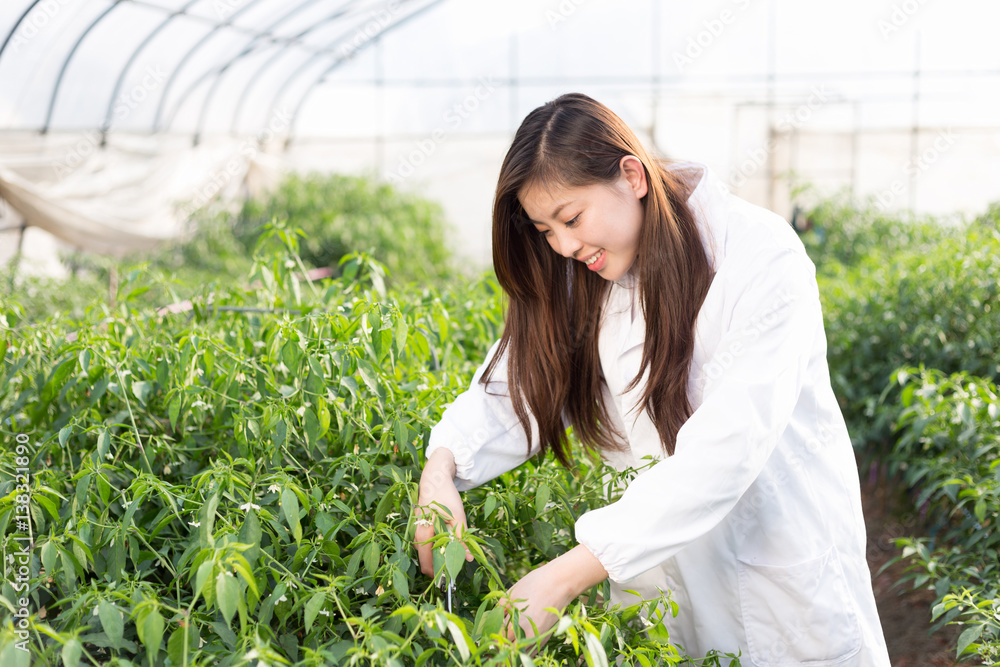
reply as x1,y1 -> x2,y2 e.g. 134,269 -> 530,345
574,247 -> 822,583
425,338 -> 543,491
416,338 -> 543,575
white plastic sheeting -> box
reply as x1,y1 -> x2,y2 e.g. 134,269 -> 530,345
0,132 -> 285,256
2,0 -> 1000,274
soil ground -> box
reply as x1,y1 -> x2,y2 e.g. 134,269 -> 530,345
861,459 -> 965,666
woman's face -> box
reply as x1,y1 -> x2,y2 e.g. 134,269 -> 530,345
519,155 -> 647,282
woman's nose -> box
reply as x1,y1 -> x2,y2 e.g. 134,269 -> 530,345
550,228 -> 582,259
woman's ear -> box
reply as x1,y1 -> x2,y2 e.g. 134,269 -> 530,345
619,155 -> 648,199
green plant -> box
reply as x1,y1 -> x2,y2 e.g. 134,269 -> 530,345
877,367 -> 1000,665
234,172 -> 456,288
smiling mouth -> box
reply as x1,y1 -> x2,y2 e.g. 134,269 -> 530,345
584,249 -> 605,266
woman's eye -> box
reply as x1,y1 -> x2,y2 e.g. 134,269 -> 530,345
565,214 -> 581,228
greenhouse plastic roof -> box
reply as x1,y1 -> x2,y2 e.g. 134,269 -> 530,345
0,0 -> 446,140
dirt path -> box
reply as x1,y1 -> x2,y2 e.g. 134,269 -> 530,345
861,461 -> 964,666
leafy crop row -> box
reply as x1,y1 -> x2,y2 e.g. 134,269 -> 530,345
878,368 -> 1000,664
803,194 -> 1000,664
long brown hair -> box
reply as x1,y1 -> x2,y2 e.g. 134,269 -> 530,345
484,92 -> 714,466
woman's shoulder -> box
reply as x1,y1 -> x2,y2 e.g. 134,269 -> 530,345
672,161 -> 807,273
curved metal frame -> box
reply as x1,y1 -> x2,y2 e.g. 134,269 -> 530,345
159,0 -> 329,140
98,0 -> 203,141
0,0 -> 44,65
1,0 -> 448,139
284,0 -> 446,142
42,0 -> 122,134
151,0 -> 272,132
229,0 -> 366,133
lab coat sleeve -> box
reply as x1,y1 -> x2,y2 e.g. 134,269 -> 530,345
574,247 -> 822,583
425,338 -> 544,492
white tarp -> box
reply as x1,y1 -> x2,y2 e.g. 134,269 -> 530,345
0,131 -> 286,257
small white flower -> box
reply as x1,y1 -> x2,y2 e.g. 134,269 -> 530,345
354,587 -> 364,595
191,400 -> 209,409
253,341 -> 265,349
277,594 -> 287,602
93,606 -> 99,616
285,259 -> 296,268
319,609 -> 330,617
287,579 -> 299,589
226,571 -> 235,577
417,383 -> 429,392
194,368 -> 204,377
386,512 -> 400,520
235,372 -> 246,382
296,406 -> 306,417
276,362 -> 289,374
105,453 -> 114,460
188,521 -> 200,527
239,502 -> 261,512
120,370 -> 132,377
268,484 -> 280,493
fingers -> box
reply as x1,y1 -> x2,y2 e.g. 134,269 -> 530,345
415,524 -> 435,577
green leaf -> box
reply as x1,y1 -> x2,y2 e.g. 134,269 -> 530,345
194,560 -> 215,601
98,599 -> 124,649
281,488 -> 302,543
202,493 -> 220,545
303,408 -> 320,448
394,419 -> 408,450
168,396 -> 181,432
58,425 -> 72,447
216,572 -> 239,627
973,498 -> 986,525
481,605 -> 504,637
957,624 -> 984,656
534,483 -> 551,518
394,317 -> 409,355
61,639 -> 82,667
392,567 -> 410,602
357,361 -> 379,394
364,540 -> 381,576
584,631 -> 609,667
446,619 -> 470,661
484,495 -> 498,520
167,626 -> 198,666
305,591 -> 325,633
445,539 -> 466,582
131,380 -> 153,406
239,510 -> 262,565
41,540 -> 57,576
97,430 -> 111,460
140,608 -> 165,662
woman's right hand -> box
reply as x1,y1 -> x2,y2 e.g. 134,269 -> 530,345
414,448 -> 475,577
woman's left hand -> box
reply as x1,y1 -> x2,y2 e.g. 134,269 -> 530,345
501,544 -> 609,644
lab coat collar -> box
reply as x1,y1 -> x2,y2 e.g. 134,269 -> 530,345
612,161 -> 732,358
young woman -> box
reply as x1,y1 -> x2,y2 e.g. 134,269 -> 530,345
413,93 -> 891,665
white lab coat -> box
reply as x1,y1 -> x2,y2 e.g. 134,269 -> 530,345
425,162 -> 891,666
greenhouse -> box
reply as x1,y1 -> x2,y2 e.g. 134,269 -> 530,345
1,0 -> 999,665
